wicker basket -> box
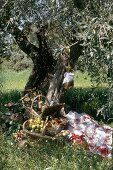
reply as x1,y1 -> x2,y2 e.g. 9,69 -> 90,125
23,120 -> 64,141
30,95 -> 64,118
63,81 -> 74,90
22,92 -> 66,140
21,94 -> 50,117
30,95 -> 50,116
41,103 -> 64,118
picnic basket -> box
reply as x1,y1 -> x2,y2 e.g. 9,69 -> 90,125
22,94 -> 68,141
23,119 -> 65,141
21,93 -> 50,117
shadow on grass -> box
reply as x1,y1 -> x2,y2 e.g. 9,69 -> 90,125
0,87 -> 113,123
0,90 -> 21,113
64,87 -> 113,123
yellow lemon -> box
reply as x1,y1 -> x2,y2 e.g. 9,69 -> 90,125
31,124 -> 36,129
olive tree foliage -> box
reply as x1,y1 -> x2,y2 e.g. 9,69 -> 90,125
0,0 -> 74,56
0,0 -> 78,77
73,0 -> 113,117
75,0 -> 113,84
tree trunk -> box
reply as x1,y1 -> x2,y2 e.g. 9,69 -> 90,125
10,24 -> 56,92
46,40 -> 83,104
10,24 -> 83,103
7,23 -> 82,103
46,57 -> 66,104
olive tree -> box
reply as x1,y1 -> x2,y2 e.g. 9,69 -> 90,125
0,0 -> 82,102
73,0 -> 113,117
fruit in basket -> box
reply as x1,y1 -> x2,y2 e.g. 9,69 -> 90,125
44,117 -> 68,136
28,117 -> 44,133
29,118 -> 35,124
26,116 -> 68,137
35,117 -> 42,124
31,124 -> 36,130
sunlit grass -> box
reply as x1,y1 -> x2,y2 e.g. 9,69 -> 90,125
1,69 -> 31,91
0,69 -> 108,92
75,71 -> 108,88
75,71 -> 92,88
1,69 -> 93,92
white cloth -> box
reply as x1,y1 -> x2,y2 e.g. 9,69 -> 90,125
62,72 -> 74,84
66,111 -> 113,158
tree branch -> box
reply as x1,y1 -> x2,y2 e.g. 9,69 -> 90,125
36,26 -> 48,51
0,0 -> 9,12
11,24 -> 39,56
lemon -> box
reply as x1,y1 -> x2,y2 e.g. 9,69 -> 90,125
36,124 -> 40,128
29,118 -> 34,123
40,124 -> 44,128
31,124 -> 36,129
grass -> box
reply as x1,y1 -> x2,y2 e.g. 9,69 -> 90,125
0,90 -> 21,112
0,68 -> 103,90
75,71 -> 92,88
0,69 -> 112,170
0,69 -> 107,92
75,71 -> 108,88
0,136 -> 112,170
0,69 -> 31,91
0,69 -> 93,92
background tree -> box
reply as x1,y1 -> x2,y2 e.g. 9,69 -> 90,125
73,0 -> 113,116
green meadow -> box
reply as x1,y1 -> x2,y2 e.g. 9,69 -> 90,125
0,69 -> 31,91
0,69 -> 112,170
0,69 -> 107,92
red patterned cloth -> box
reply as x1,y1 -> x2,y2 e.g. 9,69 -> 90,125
66,111 -> 113,158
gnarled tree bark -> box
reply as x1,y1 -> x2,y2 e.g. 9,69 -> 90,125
10,24 -> 56,92
46,40 -> 83,104
8,23 -> 83,103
